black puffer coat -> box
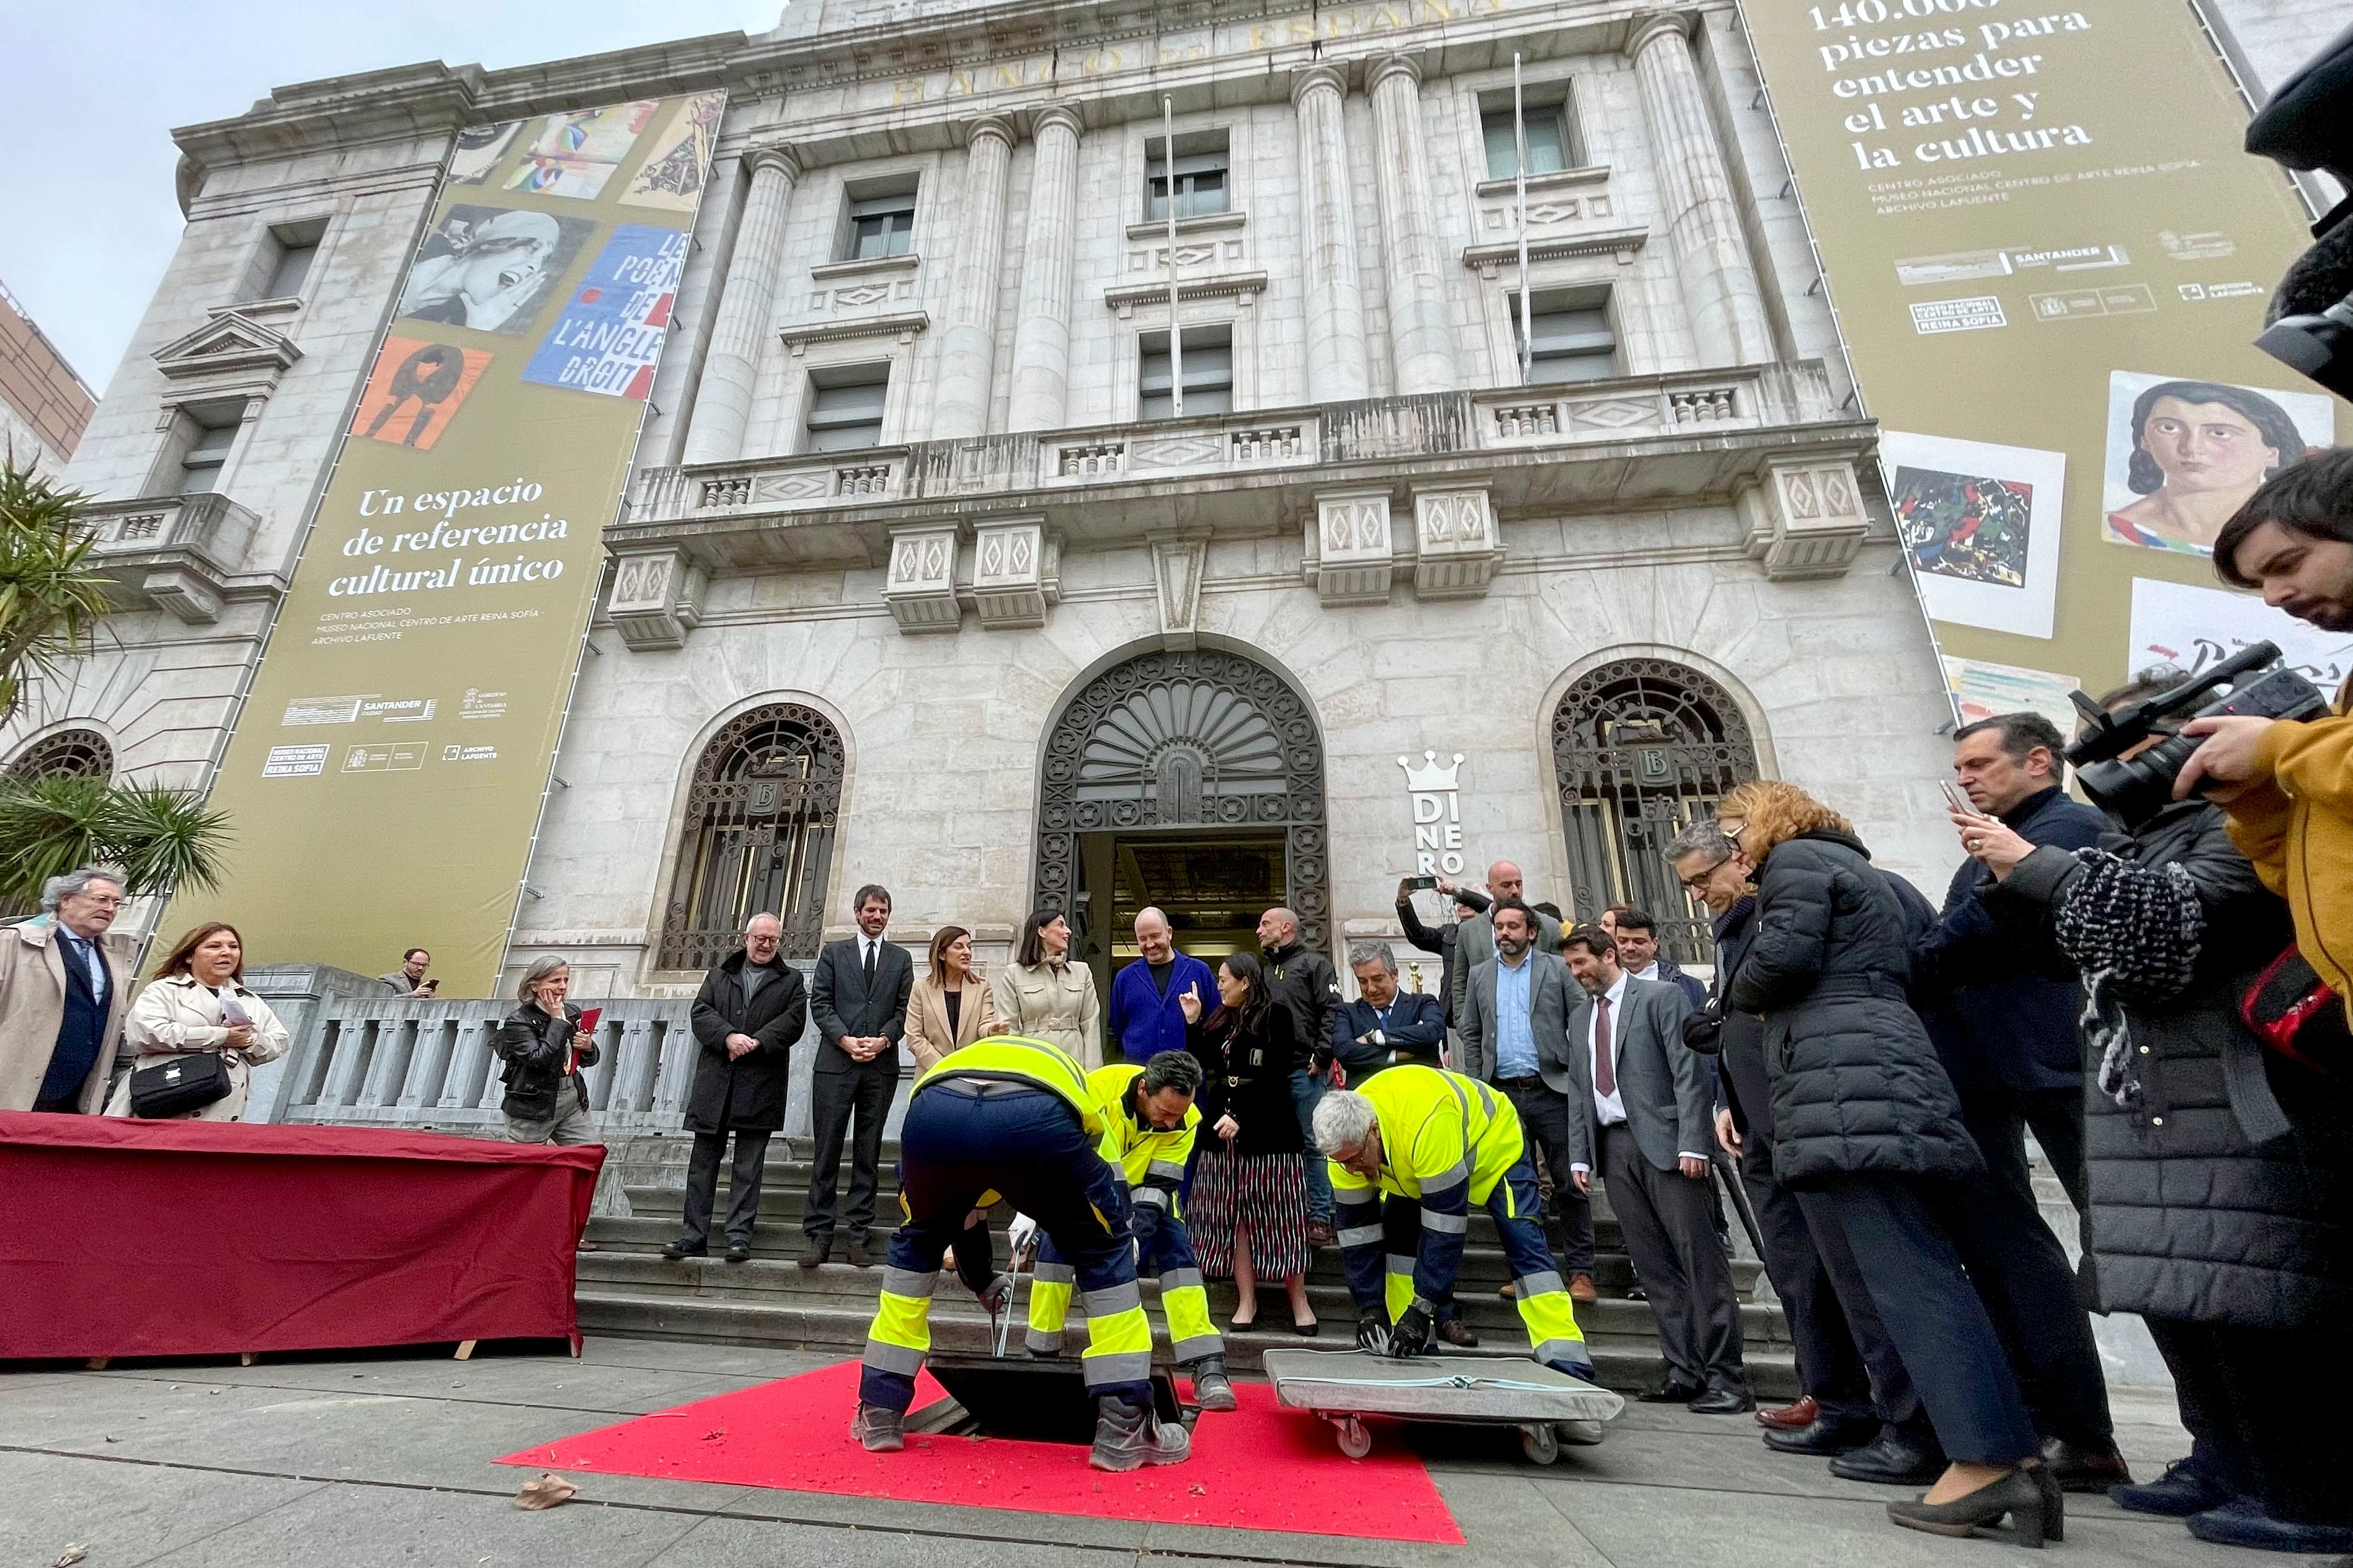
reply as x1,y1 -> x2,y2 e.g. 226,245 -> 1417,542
1725,830 -> 1982,1188
1986,800 -> 2353,1326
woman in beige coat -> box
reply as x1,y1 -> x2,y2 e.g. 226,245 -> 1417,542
990,908 -> 1103,1068
904,925 -> 998,1071
104,921 -> 290,1123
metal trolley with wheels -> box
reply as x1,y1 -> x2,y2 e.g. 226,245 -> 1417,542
1262,1350 -> 1626,1465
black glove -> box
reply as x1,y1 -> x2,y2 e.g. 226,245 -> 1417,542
975,1273 -> 1015,1315
1354,1318 -> 1393,1356
1681,1002 -> 1725,1056
1389,1303 -> 1432,1358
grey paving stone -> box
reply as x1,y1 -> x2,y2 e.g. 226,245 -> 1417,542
1531,1474 -> 2244,1568
654,1511 -> 1144,1567
136,1477 -> 709,1568
0,1449 -> 325,1568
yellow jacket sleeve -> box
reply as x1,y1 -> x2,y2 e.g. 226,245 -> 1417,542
2223,778 -> 2295,898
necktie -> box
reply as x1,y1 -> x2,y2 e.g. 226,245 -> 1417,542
863,940 -> 877,986
1594,995 -> 1615,1098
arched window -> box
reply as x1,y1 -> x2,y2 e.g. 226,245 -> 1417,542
659,704 -> 843,971
1552,659 -> 1758,964
10,729 -> 115,783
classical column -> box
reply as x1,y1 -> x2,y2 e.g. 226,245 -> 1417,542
682,145 -> 799,466
1008,107 -> 1083,433
1627,16 -> 1774,368
932,117 -> 1016,440
1367,56 -> 1454,394
1291,65 -> 1371,402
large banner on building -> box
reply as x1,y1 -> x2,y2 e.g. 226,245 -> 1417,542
184,93 -> 724,994
1741,1 -> 2344,704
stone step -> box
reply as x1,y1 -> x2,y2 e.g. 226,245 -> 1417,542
574,1288 -> 1801,1396
584,1215 -> 1769,1298
572,1249 -> 1792,1343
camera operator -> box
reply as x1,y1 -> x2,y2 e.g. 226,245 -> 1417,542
1958,668 -> 2353,1556
2174,449 -> 2353,1021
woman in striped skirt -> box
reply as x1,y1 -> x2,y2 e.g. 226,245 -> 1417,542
1181,952 -> 1318,1335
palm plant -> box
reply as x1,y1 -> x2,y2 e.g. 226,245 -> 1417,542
0,463 -> 235,915
0,773 -> 234,911
0,463 -> 112,724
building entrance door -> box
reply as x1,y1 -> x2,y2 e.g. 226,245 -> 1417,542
1035,647 -> 1329,1017
1069,828 -> 1286,1008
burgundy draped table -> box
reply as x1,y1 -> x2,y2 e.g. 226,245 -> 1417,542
0,1112 -> 602,1361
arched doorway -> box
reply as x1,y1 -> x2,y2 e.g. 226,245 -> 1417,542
1035,647 -> 1328,986
658,702 -> 845,970
1552,658 -> 1759,964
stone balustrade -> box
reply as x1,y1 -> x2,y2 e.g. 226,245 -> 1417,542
80,492 -> 266,624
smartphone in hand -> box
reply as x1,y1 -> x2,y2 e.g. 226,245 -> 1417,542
1940,781 -> 1990,819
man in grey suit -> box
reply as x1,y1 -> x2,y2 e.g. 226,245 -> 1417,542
1459,897 -> 1597,1303
804,883 -> 914,1270
1447,859 -> 1561,1034
1560,923 -> 1750,1414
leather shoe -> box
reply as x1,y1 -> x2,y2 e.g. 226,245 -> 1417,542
1498,1282 -> 1516,1300
1304,1220 -> 1337,1247
1763,1414 -> 1877,1456
660,1239 -> 706,1260
2110,1455 -> 2231,1517
1688,1386 -> 1756,1415
2041,1435 -> 2132,1494
724,1240 -> 753,1264
1830,1430 -> 1945,1486
796,1241 -> 829,1270
1757,1394 -> 1819,1430
1567,1272 -> 1598,1303
1639,1379 -> 1704,1405
1437,1318 -> 1480,1349
2186,1499 -> 2353,1555
845,1238 -> 873,1268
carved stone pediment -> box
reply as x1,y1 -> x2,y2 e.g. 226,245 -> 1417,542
152,311 -> 302,381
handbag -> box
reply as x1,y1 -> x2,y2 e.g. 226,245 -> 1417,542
2241,946 -> 2352,1083
128,1052 -> 233,1118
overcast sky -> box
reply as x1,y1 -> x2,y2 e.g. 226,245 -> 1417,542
1,2 -> 778,396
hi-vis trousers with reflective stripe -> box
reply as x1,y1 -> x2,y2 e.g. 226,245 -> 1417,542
1027,1203 -> 1222,1366
1366,1148 -> 1594,1377
860,1080 -> 1155,1414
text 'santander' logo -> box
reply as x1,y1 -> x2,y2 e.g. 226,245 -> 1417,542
1398,751 -> 1466,877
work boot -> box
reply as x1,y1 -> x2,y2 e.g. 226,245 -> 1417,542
851,1403 -> 904,1453
1190,1357 -> 1239,1413
1090,1399 -> 1190,1472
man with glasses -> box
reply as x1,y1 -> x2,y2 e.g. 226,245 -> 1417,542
1,867 -> 133,1115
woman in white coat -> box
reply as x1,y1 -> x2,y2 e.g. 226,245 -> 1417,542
990,908 -> 1103,1068
105,922 -> 289,1122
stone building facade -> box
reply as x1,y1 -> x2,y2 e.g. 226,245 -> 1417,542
19,0 -> 1975,998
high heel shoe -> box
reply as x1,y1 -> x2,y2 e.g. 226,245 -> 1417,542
2030,1459 -> 2066,1544
1886,1463 -> 2058,1548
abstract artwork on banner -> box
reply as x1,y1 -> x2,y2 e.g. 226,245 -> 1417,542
523,226 -> 688,399
1884,432 -> 2066,640
2101,371 -> 2335,557
348,338 -> 494,450
1942,657 -> 2084,735
507,102 -> 660,201
396,205 -> 597,337
621,92 -> 726,210
448,123 -> 522,187
2127,577 -> 2353,690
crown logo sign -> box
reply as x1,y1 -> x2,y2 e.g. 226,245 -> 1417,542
1397,750 -> 1465,793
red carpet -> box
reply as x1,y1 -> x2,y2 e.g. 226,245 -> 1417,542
498,1358 -> 1462,1544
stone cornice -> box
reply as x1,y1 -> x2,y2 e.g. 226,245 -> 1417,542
1461,226 -> 1652,271
776,309 -> 932,351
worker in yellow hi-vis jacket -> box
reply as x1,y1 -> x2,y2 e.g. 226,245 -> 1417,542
1314,1065 -> 1599,1412
854,1034 -> 1190,1473
1025,1052 -> 1236,1412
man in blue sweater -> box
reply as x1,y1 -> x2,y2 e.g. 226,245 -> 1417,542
1107,907 -> 1214,1065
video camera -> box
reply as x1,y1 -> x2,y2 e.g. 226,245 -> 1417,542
2247,22 -> 2353,397
2064,642 -> 2328,826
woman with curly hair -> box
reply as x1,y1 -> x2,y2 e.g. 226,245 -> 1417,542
1719,781 -> 2056,1545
